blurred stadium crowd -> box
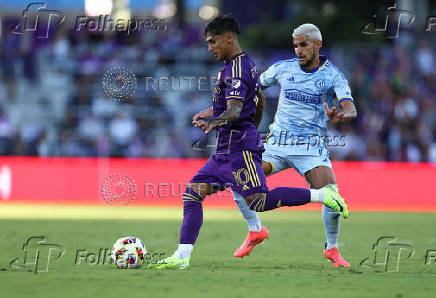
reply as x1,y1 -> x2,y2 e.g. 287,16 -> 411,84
0,24 -> 435,162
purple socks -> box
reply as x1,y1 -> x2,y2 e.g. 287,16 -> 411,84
179,187 -> 204,245
179,186 -> 310,245
249,187 -> 310,212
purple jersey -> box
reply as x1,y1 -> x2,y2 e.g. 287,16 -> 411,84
212,52 -> 263,154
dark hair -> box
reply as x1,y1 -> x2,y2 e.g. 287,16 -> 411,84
204,15 -> 240,37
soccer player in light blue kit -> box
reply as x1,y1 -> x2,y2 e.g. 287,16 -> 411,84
233,24 -> 357,267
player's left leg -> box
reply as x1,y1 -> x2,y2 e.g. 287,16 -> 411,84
233,145 -> 289,257
233,157 -> 283,233
232,151 -> 347,215
233,189 -> 268,258
304,164 -> 350,267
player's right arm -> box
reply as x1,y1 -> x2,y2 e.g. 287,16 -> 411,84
258,61 -> 281,90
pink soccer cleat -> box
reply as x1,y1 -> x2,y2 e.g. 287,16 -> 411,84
324,246 -> 350,268
234,226 -> 269,258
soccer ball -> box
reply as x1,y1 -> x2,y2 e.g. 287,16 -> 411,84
111,236 -> 147,269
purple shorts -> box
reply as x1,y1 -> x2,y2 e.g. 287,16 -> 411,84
191,150 -> 268,197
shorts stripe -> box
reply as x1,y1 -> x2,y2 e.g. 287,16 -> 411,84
242,151 -> 257,188
244,151 -> 256,187
248,152 -> 261,186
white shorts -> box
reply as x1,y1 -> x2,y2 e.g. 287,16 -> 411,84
262,143 -> 332,176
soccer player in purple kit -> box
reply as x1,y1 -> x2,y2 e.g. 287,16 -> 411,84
149,16 -> 348,269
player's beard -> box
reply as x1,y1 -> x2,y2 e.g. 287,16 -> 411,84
300,48 -> 316,68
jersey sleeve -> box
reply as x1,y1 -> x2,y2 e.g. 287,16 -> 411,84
258,62 -> 280,88
332,70 -> 354,104
224,56 -> 249,102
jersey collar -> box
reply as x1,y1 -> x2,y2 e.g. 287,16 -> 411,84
225,51 -> 245,64
300,55 -> 328,73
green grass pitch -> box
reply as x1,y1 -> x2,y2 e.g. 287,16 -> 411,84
1,206 -> 436,298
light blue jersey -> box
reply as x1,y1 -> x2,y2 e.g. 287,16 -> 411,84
259,56 -> 353,156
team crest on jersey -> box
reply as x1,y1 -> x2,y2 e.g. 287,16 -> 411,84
232,78 -> 241,89
315,79 -> 326,90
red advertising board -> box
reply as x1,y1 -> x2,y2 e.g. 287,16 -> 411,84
0,157 -> 434,211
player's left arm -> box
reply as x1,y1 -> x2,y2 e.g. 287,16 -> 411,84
339,99 -> 357,121
324,70 -> 357,123
194,99 -> 243,133
323,100 -> 357,123
254,90 -> 265,128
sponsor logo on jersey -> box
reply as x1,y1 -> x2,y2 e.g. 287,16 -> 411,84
284,89 -> 322,104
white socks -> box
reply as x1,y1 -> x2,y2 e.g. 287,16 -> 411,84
173,244 -> 193,259
323,205 -> 340,250
309,189 -> 325,203
233,191 -> 262,232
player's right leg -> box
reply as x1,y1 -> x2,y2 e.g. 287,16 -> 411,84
149,155 -> 227,269
148,182 -> 214,269
303,162 -> 350,267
